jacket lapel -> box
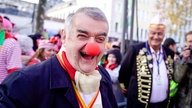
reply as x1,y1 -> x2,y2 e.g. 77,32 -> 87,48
98,66 -> 113,108
64,87 -> 79,108
147,56 -> 153,74
49,56 -> 79,108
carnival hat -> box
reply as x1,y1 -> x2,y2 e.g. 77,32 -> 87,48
149,15 -> 166,30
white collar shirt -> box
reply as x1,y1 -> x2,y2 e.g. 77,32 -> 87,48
149,46 -> 168,103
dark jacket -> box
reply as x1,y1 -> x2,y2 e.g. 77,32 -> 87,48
118,42 -> 174,108
0,56 -> 118,108
174,56 -> 192,108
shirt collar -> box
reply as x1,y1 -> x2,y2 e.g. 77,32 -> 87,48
150,46 -> 163,54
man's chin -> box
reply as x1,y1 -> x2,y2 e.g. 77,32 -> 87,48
80,67 -> 96,74
151,43 -> 161,47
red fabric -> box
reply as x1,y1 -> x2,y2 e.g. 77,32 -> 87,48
57,51 -> 99,80
26,59 -> 40,66
104,62 -> 118,70
0,16 -> 2,22
56,52 -> 76,80
8,68 -> 20,74
49,36 -> 59,44
61,52 -> 76,80
5,32 -> 17,40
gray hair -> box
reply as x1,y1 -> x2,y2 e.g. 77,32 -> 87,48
15,34 -> 33,55
64,7 -> 108,34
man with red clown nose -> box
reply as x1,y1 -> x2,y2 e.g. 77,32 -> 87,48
0,7 -> 118,108
119,15 -> 175,108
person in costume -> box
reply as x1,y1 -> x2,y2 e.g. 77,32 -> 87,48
0,16 -> 4,51
26,39 -> 56,66
118,15 -> 175,108
0,16 -> 22,83
0,7 -> 118,108
103,49 -> 125,105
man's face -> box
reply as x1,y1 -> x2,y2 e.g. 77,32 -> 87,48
148,29 -> 165,50
61,13 -> 108,73
186,34 -> 192,47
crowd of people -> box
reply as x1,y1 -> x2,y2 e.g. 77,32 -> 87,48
0,15 -> 62,82
0,7 -> 191,108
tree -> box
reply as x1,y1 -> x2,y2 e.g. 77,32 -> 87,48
155,0 -> 192,35
35,0 -> 47,35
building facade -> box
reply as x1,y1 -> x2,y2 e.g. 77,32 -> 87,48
45,0 -> 124,39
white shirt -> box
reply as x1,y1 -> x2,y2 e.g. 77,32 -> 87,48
106,65 -> 121,83
149,46 -> 168,103
80,91 -> 102,107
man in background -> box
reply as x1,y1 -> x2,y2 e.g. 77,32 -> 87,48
119,15 -> 174,108
174,31 -> 192,108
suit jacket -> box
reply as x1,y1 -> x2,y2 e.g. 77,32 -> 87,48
118,42 -> 174,108
0,56 -> 118,108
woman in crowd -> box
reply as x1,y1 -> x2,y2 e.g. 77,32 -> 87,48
103,49 -> 125,105
26,40 -> 56,66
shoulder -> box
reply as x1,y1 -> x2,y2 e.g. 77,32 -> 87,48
135,42 -> 145,47
128,42 -> 145,51
125,42 -> 145,55
3,38 -> 19,48
3,56 -> 60,84
26,58 -> 41,66
4,38 -> 18,44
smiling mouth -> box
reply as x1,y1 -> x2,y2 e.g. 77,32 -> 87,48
80,51 -> 94,59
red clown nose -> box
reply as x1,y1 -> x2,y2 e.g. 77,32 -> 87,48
85,43 -> 100,56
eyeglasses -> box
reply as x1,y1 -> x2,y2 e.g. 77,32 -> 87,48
149,31 -> 164,36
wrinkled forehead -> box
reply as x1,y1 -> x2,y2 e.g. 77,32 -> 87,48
149,24 -> 165,31
72,13 -> 108,31
72,12 -> 108,25
149,29 -> 165,33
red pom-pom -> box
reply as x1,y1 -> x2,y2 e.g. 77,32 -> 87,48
85,43 -> 100,56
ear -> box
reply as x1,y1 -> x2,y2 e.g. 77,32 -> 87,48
60,29 -> 66,45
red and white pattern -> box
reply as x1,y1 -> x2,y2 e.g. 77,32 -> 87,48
0,38 -> 22,83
